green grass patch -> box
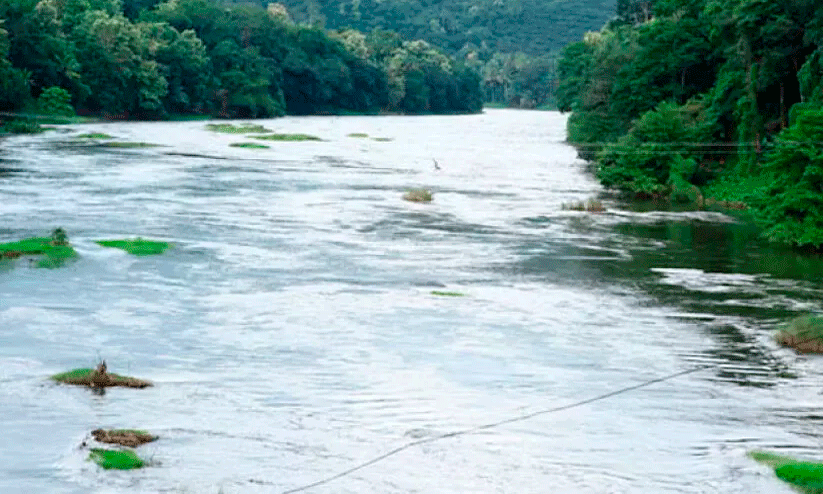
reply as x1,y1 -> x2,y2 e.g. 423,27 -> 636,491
98,141 -> 161,148
431,290 -> 465,297
76,132 -> 113,139
50,367 -> 152,388
347,132 -> 369,138
95,238 -> 171,256
372,137 -> 393,142
205,123 -> 270,134
252,133 -> 322,142
229,142 -> 270,149
0,229 -> 78,267
750,451 -> 823,491
0,236 -> 54,255
88,449 -> 145,470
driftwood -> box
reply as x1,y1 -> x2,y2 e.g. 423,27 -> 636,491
91,429 -> 157,447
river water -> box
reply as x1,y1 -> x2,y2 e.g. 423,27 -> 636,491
1,109 -> 822,493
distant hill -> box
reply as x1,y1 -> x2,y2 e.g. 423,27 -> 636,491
235,0 -> 616,55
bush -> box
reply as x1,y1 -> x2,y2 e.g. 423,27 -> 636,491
37,87 -> 75,117
755,107 -> 823,248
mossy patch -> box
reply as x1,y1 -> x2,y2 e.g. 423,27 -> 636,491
775,314 -> 823,353
0,228 -> 78,267
229,142 -> 270,149
95,238 -> 171,256
205,123 -> 270,134
431,290 -> 465,297
347,132 -> 369,138
76,133 -> 113,139
88,448 -> 145,470
750,451 -> 823,492
92,429 -> 157,447
252,133 -> 322,142
51,363 -> 152,388
403,189 -> 433,203
98,141 -> 161,148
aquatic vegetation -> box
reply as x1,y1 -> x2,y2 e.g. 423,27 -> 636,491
98,141 -> 161,148
92,429 -> 157,447
0,228 -> 78,267
775,314 -> 823,353
403,188 -> 433,203
372,137 -> 393,142
95,238 -> 171,256
431,290 -> 465,297
749,451 -> 823,492
229,142 -> 269,149
561,199 -> 606,212
88,448 -> 145,470
76,133 -> 113,139
253,133 -> 322,142
205,123 -> 270,134
51,362 -> 152,388
347,132 -> 369,138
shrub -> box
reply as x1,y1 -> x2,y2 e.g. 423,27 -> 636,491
37,87 -> 75,117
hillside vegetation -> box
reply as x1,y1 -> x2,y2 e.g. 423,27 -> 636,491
557,0 -> 823,249
0,0 -> 482,122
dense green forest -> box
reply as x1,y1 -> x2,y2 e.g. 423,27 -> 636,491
557,0 -> 823,249
233,0 -> 615,56
0,0 -> 482,121
220,0 -> 615,109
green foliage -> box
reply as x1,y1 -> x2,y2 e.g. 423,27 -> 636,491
37,87 -> 75,116
431,290 -> 465,297
88,449 -> 145,470
749,449 -> 823,491
76,132 -> 113,138
755,108 -> 823,248
0,117 -> 42,134
596,101 -> 714,196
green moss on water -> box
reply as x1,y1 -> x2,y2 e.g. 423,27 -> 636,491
51,368 -> 95,382
0,237 -> 53,254
749,451 -> 823,492
229,142 -> 270,149
76,133 -> 112,139
347,132 -> 369,138
95,239 -> 171,256
372,137 -> 393,142
431,291 -> 465,297
775,314 -> 823,353
88,449 -> 145,470
0,231 -> 77,267
205,123 -> 270,134
253,133 -> 322,142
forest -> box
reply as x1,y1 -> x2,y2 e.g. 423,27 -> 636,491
557,0 -> 823,249
0,0 -> 483,121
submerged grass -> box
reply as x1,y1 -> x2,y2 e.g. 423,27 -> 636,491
561,199 -> 606,212
88,449 -> 145,470
229,142 -> 269,149
431,290 -> 465,297
0,230 -> 78,267
92,429 -> 157,447
775,314 -> 823,353
372,137 -> 393,142
95,238 -> 171,256
253,133 -> 322,142
347,132 -> 369,138
205,123 -> 270,134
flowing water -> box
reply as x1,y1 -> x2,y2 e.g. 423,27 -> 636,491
2,109 -> 823,494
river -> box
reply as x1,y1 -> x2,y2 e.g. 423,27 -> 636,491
1,109 -> 822,493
